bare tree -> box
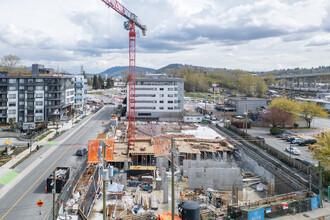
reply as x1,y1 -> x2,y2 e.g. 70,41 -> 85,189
1,55 -> 21,73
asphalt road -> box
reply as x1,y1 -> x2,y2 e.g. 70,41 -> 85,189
0,106 -> 113,220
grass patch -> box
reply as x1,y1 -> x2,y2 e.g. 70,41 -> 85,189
0,146 -> 28,167
81,115 -> 87,120
10,145 -> 44,169
88,91 -> 103,95
48,130 -> 65,142
38,131 -> 53,141
74,120 -> 81,124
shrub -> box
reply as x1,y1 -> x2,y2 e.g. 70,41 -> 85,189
270,127 -> 284,135
294,123 -> 299,129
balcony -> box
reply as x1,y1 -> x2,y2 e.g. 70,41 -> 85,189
0,98 -> 8,102
74,84 -> 83,89
48,96 -> 62,101
0,106 -> 8,110
27,97 -> 35,101
0,90 -> 7,94
27,90 -> 35,93
0,114 -> 7,118
0,83 -> 7,86
27,105 -> 34,109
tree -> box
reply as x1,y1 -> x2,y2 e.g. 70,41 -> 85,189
98,75 -> 104,89
106,78 -> 114,89
311,132 -> 330,166
261,106 -> 295,128
255,77 -> 267,97
266,74 -> 275,85
269,98 -> 301,115
300,102 -> 328,128
92,75 -> 98,89
238,74 -> 255,96
0,55 -> 20,73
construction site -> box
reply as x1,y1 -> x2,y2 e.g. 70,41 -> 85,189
50,118 -> 321,220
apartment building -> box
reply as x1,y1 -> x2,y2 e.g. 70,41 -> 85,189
127,74 -> 185,121
0,64 -> 75,124
73,75 -> 87,111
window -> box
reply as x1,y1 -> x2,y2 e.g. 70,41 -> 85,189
174,94 -> 178,97
36,86 -> 43,91
35,116 -> 43,121
175,88 -> 178,91
36,79 -> 43,83
9,79 -> 17,83
160,88 -> 164,91
168,101 -> 173,103
168,107 -> 173,110
160,101 -> 164,103
19,101 -> 24,106
36,101 -> 43,106
159,107 -> 164,110
168,94 -> 173,97
8,110 -> 16,114
159,94 -> 164,97
9,102 -> 16,107
19,94 -> 24,99
35,93 -> 43,98
168,88 -> 174,91
19,117 -> 23,121
8,86 -> 16,91
35,109 -> 43,113
19,79 -> 25,83
8,94 -> 16,99
19,86 -> 24,90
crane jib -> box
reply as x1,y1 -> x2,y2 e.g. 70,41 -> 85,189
101,0 -> 146,31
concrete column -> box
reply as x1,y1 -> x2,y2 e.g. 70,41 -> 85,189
124,160 -> 128,171
196,154 -> 200,161
122,173 -> 127,191
163,179 -> 168,203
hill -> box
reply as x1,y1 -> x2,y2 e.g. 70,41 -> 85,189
92,66 -> 155,78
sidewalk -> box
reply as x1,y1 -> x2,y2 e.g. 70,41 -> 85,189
0,111 -> 91,182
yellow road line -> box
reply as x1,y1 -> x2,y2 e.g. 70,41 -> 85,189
0,119 -> 95,220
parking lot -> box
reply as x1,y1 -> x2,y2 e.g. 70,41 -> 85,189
247,127 -> 317,162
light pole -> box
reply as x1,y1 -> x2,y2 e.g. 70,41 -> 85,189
171,137 -> 175,220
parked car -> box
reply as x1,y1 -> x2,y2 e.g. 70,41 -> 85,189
285,146 -> 301,155
298,139 -> 317,146
76,147 -> 88,156
254,136 -> 265,142
291,138 -> 303,144
210,115 -> 217,121
204,114 -> 211,119
285,136 -> 296,142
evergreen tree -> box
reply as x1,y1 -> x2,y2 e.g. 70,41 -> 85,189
92,75 -> 98,89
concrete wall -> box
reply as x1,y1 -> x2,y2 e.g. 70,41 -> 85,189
183,160 -> 243,191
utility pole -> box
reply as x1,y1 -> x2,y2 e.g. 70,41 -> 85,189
103,145 -> 107,220
171,137 -> 175,220
319,160 -> 323,208
53,170 -> 56,219
245,103 -> 248,133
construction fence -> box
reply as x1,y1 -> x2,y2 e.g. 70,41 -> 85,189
237,195 -> 321,220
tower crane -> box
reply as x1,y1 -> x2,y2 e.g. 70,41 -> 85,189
100,0 -> 147,149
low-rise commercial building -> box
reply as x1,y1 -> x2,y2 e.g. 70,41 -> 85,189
226,97 -> 270,115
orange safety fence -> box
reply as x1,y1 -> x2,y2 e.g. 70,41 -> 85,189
158,212 -> 181,220
88,140 -> 101,163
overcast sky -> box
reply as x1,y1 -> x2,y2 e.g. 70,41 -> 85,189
1,0 -> 330,74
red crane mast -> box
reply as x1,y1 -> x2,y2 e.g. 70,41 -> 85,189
100,0 -> 147,149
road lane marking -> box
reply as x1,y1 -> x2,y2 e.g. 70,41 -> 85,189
0,171 -> 18,186
0,107 -> 106,220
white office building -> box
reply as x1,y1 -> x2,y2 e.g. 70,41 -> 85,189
127,74 -> 185,121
